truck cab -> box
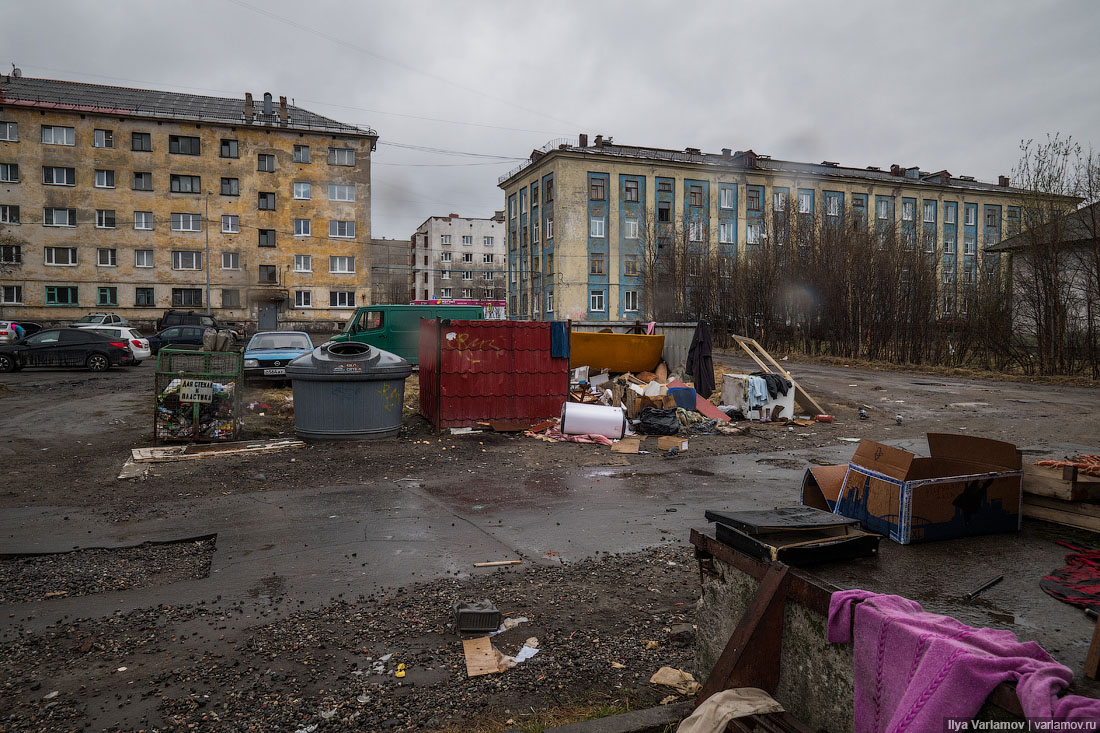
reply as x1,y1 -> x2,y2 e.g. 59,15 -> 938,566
331,304 -> 484,364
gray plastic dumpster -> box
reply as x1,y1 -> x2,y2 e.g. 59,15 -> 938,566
286,341 -> 412,439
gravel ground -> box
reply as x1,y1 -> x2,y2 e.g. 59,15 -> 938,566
0,538 -> 216,604
1,544 -> 698,732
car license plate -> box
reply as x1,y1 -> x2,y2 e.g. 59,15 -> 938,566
263,368 -> 286,375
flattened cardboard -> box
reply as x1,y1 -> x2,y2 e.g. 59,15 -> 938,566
800,465 -> 849,511
828,434 -> 1023,545
611,438 -> 641,454
462,637 -> 498,677
658,436 -> 688,452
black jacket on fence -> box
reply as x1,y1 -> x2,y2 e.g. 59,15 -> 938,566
686,320 -> 715,399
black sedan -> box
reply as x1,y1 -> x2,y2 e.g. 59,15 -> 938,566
147,325 -> 208,355
0,328 -> 133,372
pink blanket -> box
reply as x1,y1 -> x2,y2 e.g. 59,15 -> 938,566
828,589 -> 1100,731
525,425 -> 613,446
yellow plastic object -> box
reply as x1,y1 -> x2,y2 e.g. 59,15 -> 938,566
569,331 -> 665,373
395,663 -> 406,678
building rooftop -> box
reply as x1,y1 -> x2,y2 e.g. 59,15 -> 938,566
0,74 -> 376,139
987,200 -> 1098,252
499,136 -> 1020,195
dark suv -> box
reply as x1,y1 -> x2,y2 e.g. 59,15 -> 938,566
155,310 -> 243,340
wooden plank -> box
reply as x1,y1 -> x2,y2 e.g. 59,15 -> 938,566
1085,616 -> 1100,681
1025,495 -> 1100,519
131,439 -> 305,462
462,637 -> 498,677
732,336 -> 825,416
472,560 -> 522,567
697,563 -> 790,703
1022,503 -> 1100,533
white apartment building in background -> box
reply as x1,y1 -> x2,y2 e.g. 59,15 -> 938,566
409,212 -> 506,302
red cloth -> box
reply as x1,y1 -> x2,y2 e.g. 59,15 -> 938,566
1040,542 -> 1100,611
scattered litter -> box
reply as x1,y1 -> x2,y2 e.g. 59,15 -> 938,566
130,439 -> 304,463
858,408 -> 869,420
449,427 -> 481,435
356,694 -> 370,704
895,415 -> 903,425
657,436 -> 688,452
294,725 -> 318,733
320,709 -> 337,720
116,666 -> 127,672
490,616 -> 529,636
611,661 -> 626,669
395,663 -> 406,678
473,560 -> 522,568
43,691 -> 59,700
650,666 -> 702,695
454,599 -> 502,633
966,575 -> 1005,600
839,437 -> 862,443
611,438 -> 642,454
660,695 -> 679,705
378,653 -> 393,663
815,414 -> 834,423
644,640 -> 660,650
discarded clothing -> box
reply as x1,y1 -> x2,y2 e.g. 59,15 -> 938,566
676,688 -> 784,733
1040,542 -> 1100,612
646,321 -> 657,335
526,425 -> 613,446
550,321 -> 570,359
686,320 -> 715,399
828,589 -> 1100,732
749,371 -> 791,399
747,376 -> 770,409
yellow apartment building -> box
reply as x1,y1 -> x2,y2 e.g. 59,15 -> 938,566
0,73 -> 377,330
498,135 -> 1067,322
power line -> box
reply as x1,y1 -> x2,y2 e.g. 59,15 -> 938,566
373,160 -> 517,168
223,0 -> 587,130
377,141 -> 527,161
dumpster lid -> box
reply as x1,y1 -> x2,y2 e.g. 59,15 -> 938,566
286,341 -> 412,376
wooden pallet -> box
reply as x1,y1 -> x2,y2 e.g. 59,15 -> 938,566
1023,462 -> 1100,503
732,336 -> 825,416
1022,494 -> 1100,533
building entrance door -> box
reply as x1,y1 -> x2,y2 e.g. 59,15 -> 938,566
258,302 -> 277,330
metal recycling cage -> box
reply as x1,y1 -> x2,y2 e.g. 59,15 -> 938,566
154,348 -> 243,442
418,319 -> 570,430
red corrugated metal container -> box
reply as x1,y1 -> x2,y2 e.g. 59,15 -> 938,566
419,319 -> 569,429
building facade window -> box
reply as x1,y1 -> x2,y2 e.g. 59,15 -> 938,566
329,220 -> 355,238
294,218 -> 311,236
0,163 -> 17,182
169,135 -> 201,155
131,132 -> 152,151
258,191 -> 275,210
625,179 -> 639,202
440,287 -> 452,298
134,250 -> 154,268
258,229 -> 276,247
589,178 -> 606,200
546,291 -> 553,312
0,245 -> 22,264
440,252 -> 452,263
222,289 -> 241,307
902,201 -> 915,221
461,271 -> 473,280
589,253 -> 605,275
258,265 -> 278,284
41,125 -> 75,146
923,201 -> 936,222
221,215 -> 239,233
133,171 -> 153,190
328,148 -> 355,166
746,223 -> 763,244
43,208 -> 76,227
220,139 -> 239,158
171,213 -> 202,231
42,166 -> 75,185
294,254 -> 312,272
293,182 -> 311,199
483,235 -> 494,246
97,286 -> 118,306
0,121 -> 18,141
590,217 -> 605,238
95,209 -> 116,228
826,196 -> 840,217
328,184 -> 355,202
624,290 -> 639,312
689,185 -> 703,207
1,284 -> 23,303
257,154 -> 275,172
589,289 -> 605,312
483,253 -> 494,263
773,191 -> 787,211
965,205 -> 976,226
747,188 -> 762,211
0,205 -> 19,223
462,235 -> 473,245
295,290 -> 312,307
718,222 -> 733,243
97,248 -> 117,266
462,252 -> 473,263
172,251 -> 202,270
45,286 -> 79,305
222,252 -> 240,270
171,174 -> 201,193
293,145 -> 310,163
220,177 -> 239,196
624,254 -> 639,275
440,234 -> 452,246
546,219 -> 553,239
330,255 -> 355,273
94,169 -> 115,188
135,287 -> 154,306
625,218 -> 639,239
329,290 -> 355,307
689,221 -> 704,242
172,288 -> 203,307
720,187 -> 734,209
945,205 -> 957,224
799,192 -> 813,214
877,200 -> 890,220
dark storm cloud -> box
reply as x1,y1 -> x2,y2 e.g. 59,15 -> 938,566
4,0 -> 1099,236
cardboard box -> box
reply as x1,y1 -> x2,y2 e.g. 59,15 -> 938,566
657,436 -> 688,452
800,433 -> 1023,545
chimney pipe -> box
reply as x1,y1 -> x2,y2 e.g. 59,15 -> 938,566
279,95 -> 288,124
998,175 -> 1009,187
244,93 -> 254,122
594,134 -> 603,147
721,148 -> 732,157
890,164 -> 902,176
578,133 -> 588,148
263,92 -> 273,115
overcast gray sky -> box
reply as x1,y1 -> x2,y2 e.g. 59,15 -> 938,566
5,0 -> 1099,237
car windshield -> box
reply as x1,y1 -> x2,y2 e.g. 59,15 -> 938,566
249,334 -> 312,351
129,330 -> 144,339
75,315 -> 102,323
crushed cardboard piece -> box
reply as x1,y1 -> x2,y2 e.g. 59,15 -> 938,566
655,362 -> 669,383
658,437 -> 688,452
131,439 -> 304,463
612,438 -> 642,454
462,637 -> 498,677
650,666 -> 702,695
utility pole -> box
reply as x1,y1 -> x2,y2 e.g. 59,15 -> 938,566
204,191 -> 211,314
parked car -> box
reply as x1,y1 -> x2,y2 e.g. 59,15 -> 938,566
0,328 -> 133,372
155,310 -> 243,341
91,326 -> 151,364
147,325 -> 208,355
330,304 -> 483,364
243,331 -> 314,380
0,321 -> 42,344
71,312 -> 130,328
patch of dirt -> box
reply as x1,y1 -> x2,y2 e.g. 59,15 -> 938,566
0,537 -> 215,604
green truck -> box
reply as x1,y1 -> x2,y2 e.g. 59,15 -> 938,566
330,304 -> 484,364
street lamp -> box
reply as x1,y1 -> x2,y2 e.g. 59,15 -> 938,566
204,191 -> 211,314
